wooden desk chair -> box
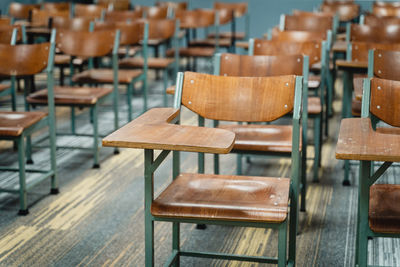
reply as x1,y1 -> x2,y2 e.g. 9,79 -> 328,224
41,2 -> 71,12
168,9 -> 219,72
26,29 -> 122,168
0,37 -> 57,215
209,53 -> 313,213
8,2 -> 40,23
336,74 -> 400,267
134,6 -> 168,19
103,72 -> 303,266
119,19 -> 179,107
73,4 -> 105,21
90,21 -> 149,116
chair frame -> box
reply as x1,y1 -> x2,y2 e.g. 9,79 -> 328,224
103,72 -> 304,266
0,30 -> 58,214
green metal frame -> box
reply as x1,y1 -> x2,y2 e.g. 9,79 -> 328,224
352,76 -> 400,267
0,29 -> 58,215
138,72 -> 303,266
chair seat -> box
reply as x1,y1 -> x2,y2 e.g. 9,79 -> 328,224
119,57 -> 175,69
376,127 -> 400,135
151,172 -> 290,223
26,86 -> 113,106
208,31 -> 246,40
189,38 -> 232,48
308,75 -> 321,89
54,54 -> 86,66
0,83 -> 10,92
311,61 -> 334,71
0,111 -> 47,137
369,184 -> 400,234
166,47 -> 215,58
218,124 -> 300,153
72,69 -> 142,84
308,97 -> 322,114
118,46 -> 141,57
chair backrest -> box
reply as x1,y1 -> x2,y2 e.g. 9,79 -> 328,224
321,1 -> 360,21
271,28 -> 327,42
104,10 -> 142,23
42,2 -> 71,12
350,24 -> 400,44
372,49 -> 400,81
214,2 -> 248,18
0,25 -> 22,44
283,14 -> 333,32
363,14 -> 400,26
372,1 -> 400,17
292,9 -> 335,18
138,18 -> 176,40
135,6 -> 168,19
252,39 -> 322,65
97,0 -> 131,11
52,17 -> 91,31
56,30 -> 116,58
0,17 -> 11,26
31,9 -> 70,27
175,9 -> 216,29
218,53 -> 304,77
74,4 -> 105,20
94,21 -> 141,46
0,42 -> 50,76
367,77 -> 400,127
156,1 -> 188,12
178,72 -> 297,122
350,42 -> 400,63
8,2 -> 40,20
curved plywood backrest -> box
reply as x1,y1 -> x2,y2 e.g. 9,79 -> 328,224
97,0 -> 131,11
0,25 -> 22,44
181,72 -> 296,122
9,3 -> 40,19
370,78 -> 400,127
175,9 -> 215,29
156,1 -> 188,12
284,15 -> 332,32
135,6 -> 168,19
56,30 -> 115,57
31,9 -> 70,27
52,17 -> 91,31
214,2 -> 247,17
104,10 -> 142,23
292,10 -> 334,18
74,4 -> 105,20
42,2 -> 71,12
143,18 -> 176,40
373,49 -> 400,81
364,15 -> 400,27
271,28 -> 327,42
321,2 -> 360,21
0,17 -> 11,26
351,24 -> 400,44
114,22 -> 142,46
372,2 -> 400,17
351,42 -> 400,62
253,39 -> 321,65
0,43 -> 49,76
219,53 -> 303,77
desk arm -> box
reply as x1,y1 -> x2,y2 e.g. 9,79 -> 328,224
336,118 -> 400,162
102,107 -> 235,154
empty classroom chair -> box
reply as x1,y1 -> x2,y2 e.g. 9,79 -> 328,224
0,36 -> 57,214
103,72 -> 303,266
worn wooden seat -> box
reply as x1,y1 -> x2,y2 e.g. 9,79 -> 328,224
72,69 -> 143,84
369,184 -> 400,234
121,57 -> 174,69
27,86 -> 112,106
103,72 -> 302,266
152,173 -> 290,223
336,76 -> 400,265
0,111 -> 47,137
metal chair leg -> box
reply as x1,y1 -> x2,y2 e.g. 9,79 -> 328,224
236,154 -> 242,175
278,222 -> 288,267
163,68 -> 169,107
313,115 -> 321,183
127,82 -> 133,122
92,104 -> 100,168
17,135 -> 29,215
343,160 -> 350,186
